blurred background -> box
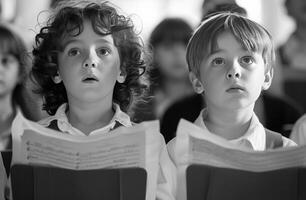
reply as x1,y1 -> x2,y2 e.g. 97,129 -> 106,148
0,0 -> 295,47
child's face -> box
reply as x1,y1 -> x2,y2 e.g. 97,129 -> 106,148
191,31 -> 271,111
0,53 -> 20,97
56,20 -> 124,104
154,42 -> 189,79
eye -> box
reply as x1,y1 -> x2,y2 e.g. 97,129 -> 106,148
240,56 -> 254,65
212,57 -> 225,66
97,48 -> 110,56
1,57 -> 9,65
1,55 -> 16,66
67,48 -> 80,57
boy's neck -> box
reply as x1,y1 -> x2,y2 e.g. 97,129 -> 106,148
204,105 -> 254,140
67,100 -> 115,135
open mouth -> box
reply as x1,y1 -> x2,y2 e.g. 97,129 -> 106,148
226,86 -> 245,92
82,75 -> 99,82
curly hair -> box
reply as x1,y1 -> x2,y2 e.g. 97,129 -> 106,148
31,1 -> 148,115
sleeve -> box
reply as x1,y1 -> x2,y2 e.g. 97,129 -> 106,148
282,137 -> 297,147
290,114 -> 306,145
156,136 -> 177,200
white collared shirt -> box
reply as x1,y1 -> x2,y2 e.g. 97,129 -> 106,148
167,108 -> 296,200
193,109 -> 265,150
290,114 -> 306,145
193,109 -> 295,150
37,103 -> 176,200
38,103 -> 132,136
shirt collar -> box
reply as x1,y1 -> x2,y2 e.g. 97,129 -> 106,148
39,103 -> 132,136
194,108 -> 266,150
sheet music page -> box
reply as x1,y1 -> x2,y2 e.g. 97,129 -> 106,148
11,111 -> 160,170
22,129 -> 145,170
176,119 -> 306,172
11,111 -> 164,200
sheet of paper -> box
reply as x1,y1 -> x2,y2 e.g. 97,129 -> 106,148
11,111 -> 163,200
11,111 -> 162,171
176,119 -> 306,172
190,136 -> 306,171
21,129 -> 145,170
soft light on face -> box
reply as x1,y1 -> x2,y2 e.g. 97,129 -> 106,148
56,20 -> 123,104
192,31 -> 271,111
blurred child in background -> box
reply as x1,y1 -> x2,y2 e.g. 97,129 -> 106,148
276,0 -> 306,112
0,24 -> 39,150
278,0 -> 306,69
0,23 -> 43,200
135,18 -> 194,124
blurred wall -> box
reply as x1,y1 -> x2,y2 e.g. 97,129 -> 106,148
0,0 -> 294,49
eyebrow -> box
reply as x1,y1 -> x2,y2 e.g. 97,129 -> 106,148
210,49 -> 222,55
61,39 -> 78,50
61,38 -> 114,51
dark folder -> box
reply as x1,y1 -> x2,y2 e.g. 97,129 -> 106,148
11,164 -> 147,200
186,164 -> 306,200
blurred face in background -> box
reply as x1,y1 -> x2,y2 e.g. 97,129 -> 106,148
286,0 -> 306,24
0,53 -> 20,98
154,42 -> 189,79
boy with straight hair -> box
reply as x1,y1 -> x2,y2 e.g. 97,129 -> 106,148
167,12 -> 296,200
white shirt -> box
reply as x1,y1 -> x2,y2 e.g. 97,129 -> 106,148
167,109 -> 296,200
38,103 -> 175,200
38,103 -> 132,135
290,114 -> 306,145
192,109 -> 296,150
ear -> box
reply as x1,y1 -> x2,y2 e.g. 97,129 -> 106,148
117,70 -> 126,83
52,72 -> 62,84
262,69 -> 273,90
189,72 -> 204,94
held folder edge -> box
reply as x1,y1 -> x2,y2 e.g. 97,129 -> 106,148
186,164 -> 306,200
11,164 -> 147,200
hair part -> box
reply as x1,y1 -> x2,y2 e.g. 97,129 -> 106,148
186,12 -> 275,77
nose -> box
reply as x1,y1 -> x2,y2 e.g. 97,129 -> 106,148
83,61 -> 96,68
226,62 -> 241,79
83,50 -> 98,69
